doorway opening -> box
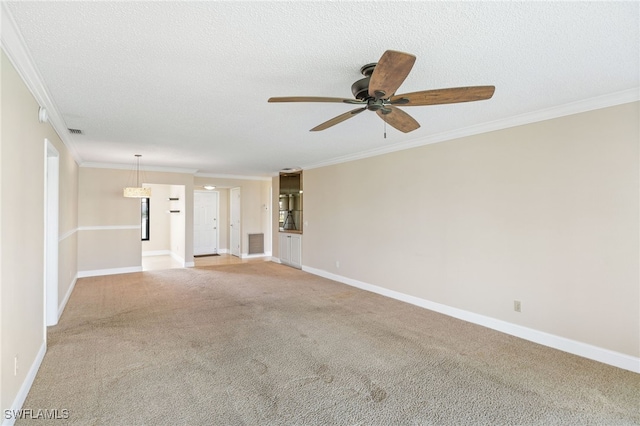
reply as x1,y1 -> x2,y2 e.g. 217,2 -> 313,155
140,183 -> 186,271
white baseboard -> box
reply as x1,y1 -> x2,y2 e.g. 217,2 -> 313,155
240,251 -> 272,259
2,341 -> 47,426
143,251 -> 193,267
77,266 -> 143,278
302,265 -> 640,374
58,274 -> 77,319
169,252 -> 185,266
196,249 -> 229,255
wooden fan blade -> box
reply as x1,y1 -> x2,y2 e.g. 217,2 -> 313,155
377,106 -> 420,133
368,50 -> 416,99
268,96 -> 363,104
310,107 -> 366,132
389,86 -> 495,106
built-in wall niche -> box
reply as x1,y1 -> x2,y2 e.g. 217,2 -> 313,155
279,170 -> 302,233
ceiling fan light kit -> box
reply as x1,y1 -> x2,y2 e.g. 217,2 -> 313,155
268,50 -> 495,134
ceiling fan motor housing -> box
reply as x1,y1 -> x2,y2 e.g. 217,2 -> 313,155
351,77 -> 370,99
351,62 -> 377,100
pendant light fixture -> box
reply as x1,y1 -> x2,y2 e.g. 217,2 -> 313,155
123,154 -> 151,198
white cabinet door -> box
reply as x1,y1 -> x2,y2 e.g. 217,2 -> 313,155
279,233 -> 301,269
289,234 -> 301,269
279,233 -> 291,264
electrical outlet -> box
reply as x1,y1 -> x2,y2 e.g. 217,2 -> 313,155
335,261 -> 340,269
14,356 -> 18,376
514,300 -> 522,312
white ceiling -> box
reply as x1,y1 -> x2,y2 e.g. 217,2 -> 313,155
3,1 -> 639,177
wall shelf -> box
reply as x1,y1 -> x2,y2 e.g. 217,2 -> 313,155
279,170 -> 302,233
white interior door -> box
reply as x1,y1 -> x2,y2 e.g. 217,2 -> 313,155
193,191 -> 218,255
230,187 -> 241,257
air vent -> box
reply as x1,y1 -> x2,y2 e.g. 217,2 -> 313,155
68,128 -> 83,135
248,233 -> 264,255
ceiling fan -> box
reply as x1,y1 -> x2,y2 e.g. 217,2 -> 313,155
268,50 -> 495,133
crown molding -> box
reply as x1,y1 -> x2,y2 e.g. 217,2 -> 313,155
1,3 -> 82,164
195,172 -> 272,181
80,162 -> 198,175
82,164 -> 272,181
302,88 -> 640,171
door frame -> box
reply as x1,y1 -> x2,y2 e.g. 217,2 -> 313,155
193,190 -> 219,255
44,139 -> 59,326
230,187 -> 241,257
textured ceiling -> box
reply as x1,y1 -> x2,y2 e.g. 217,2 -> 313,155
3,1 -> 639,177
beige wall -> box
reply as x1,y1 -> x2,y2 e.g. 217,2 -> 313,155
57,146 -> 79,306
78,167 -> 143,272
271,175 -> 280,258
303,102 -> 639,358
1,51 -> 79,412
169,184 -> 186,261
142,184 -> 171,253
78,168 -> 194,273
242,179 -> 272,255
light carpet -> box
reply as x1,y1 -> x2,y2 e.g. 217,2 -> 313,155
19,262 -> 639,425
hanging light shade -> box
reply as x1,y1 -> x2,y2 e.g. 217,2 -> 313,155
123,154 -> 151,198
123,187 -> 151,198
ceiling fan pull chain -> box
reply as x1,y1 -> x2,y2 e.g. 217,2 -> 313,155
384,116 -> 387,139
